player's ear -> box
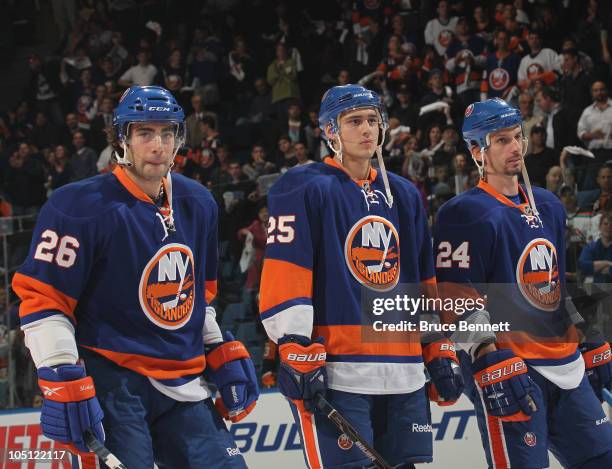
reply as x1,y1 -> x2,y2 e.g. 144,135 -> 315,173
470,145 -> 483,163
324,123 -> 336,142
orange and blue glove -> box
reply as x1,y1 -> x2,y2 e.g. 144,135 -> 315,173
206,331 -> 259,423
581,341 -> 612,402
278,335 -> 327,413
423,339 -> 464,406
472,349 -> 539,421
37,364 -> 104,454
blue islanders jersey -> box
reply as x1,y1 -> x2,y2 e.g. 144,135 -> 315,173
433,180 -> 584,389
13,167 -> 218,397
259,159 -> 435,394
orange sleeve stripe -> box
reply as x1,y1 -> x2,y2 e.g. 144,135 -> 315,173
81,345 -> 206,380
259,258 -> 312,313
314,325 -> 422,357
497,327 -> 579,360
205,280 -> 217,304
12,272 -> 78,322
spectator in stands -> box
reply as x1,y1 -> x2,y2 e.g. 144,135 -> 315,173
545,165 -> 564,196
578,212 -> 612,283
419,69 -> 455,132
434,125 -> 459,167
424,0 -> 458,57
560,47 -> 593,130
118,50 -> 157,87
184,148 -> 218,186
69,131 -> 97,181
94,56 -> 120,85
534,86 -> 576,153
89,97 -> 114,153
304,108 -> 324,160
275,135 -> 296,171
185,94 -> 217,149
24,54 -> 63,126
267,42 -> 300,119
237,203 -> 269,292
227,35 -> 254,98
518,28 -> 560,93
388,84 -> 419,134
29,112 -> 59,151
47,144 -> 71,191
198,115 -> 221,156
293,141 -> 314,167
279,101 -> 306,145
524,126 -> 559,188
236,77 -> 273,126
445,16 -> 487,107
481,29 -> 520,102
61,112 -> 88,146
473,5 -> 493,42
578,165 -> 612,214
577,81 -> 612,160
243,144 -> 276,180
562,185 -> 599,246
159,49 -> 188,104
5,143 -> 46,215
450,152 -> 469,194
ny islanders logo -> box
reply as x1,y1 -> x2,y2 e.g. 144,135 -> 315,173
139,243 -> 195,329
516,238 -> 560,311
345,216 -> 400,291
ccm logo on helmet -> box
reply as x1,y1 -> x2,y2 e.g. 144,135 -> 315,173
149,106 -> 171,111
287,352 -> 326,362
480,361 -> 526,384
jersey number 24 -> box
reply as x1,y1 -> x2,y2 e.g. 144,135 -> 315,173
436,241 -> 470,269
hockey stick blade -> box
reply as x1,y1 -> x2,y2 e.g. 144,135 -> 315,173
83,430 -> 127,469
314,393 -> 393,469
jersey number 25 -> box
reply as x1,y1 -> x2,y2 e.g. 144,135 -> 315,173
436,241 -> 470,269
267,215 -> 295,244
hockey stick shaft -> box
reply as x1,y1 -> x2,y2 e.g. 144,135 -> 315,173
603,388 -> 612,407
314,393 -> 393,469
84,430 -> 127,469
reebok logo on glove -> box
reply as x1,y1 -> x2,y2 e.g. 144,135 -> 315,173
41,386 -> 63,397
286,352 -> 327,362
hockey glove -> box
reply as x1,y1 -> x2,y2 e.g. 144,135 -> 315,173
206,331 -> 259,423
37,364 -> 104,454
472,349 -> 538,422
580,341 -> 612,402
278,335 -> 327,413
423,339 -> 464,405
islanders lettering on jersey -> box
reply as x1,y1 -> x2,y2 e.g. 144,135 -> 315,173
139,243 -> 195,329
344,215 -> 400,291
516,238 -> 560,312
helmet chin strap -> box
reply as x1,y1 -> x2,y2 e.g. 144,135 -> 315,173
476,135 -> 540,223
114,141 -> 133,167
330,130 -> 394,208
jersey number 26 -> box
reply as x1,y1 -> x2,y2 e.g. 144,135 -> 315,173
34,229 -> 80,268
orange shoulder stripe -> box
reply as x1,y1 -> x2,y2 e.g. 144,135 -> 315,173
81,345 -> 206,380
259,258 -> 312,313
12,272 -> 77,322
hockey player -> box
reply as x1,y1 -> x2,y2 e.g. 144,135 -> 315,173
12,86 -> 258,468
434,98 -> 612,468
259,84 -> 464,468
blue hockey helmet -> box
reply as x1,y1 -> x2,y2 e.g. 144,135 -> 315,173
319,84 -> 388,145
462,98 -> 522,150
113,86 -> 185,144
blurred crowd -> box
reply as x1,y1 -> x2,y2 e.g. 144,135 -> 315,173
1,0 -> 612,403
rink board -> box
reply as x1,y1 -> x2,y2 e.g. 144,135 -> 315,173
0,393 -> 580,468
